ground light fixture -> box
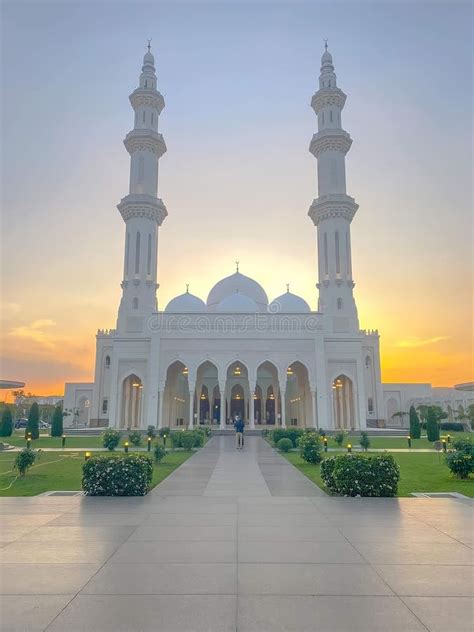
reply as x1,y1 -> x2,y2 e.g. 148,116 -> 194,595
442,439 -> 447,453
323,438 -> 328,452
447,434 -> 451,443
163,434 -> 167,447
26,432 -> 32,448
347,444 -> 352,453
124,441 -> 129,453
147,436 -> 152,451
84,451 -> 91,461
62,434 -> 66,448
407,435 -> 412,448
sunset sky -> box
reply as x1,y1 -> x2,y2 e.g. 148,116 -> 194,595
1,1 -> 472,395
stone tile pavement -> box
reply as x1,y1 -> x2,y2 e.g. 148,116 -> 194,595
0,435 -> 472,631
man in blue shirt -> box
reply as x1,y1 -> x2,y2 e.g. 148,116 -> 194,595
234,415 -> 245,449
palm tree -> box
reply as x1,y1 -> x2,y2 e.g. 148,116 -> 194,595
392,411 -> 409,427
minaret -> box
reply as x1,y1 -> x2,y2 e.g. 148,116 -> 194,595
116,43 -> 167,329
308,44 -> 359,332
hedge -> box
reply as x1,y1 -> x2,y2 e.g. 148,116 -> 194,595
271,428 -> 305,448
321,453 -> 400,497
445,438 -> 473,479
82,454 -> 153,496
298,432 -> 322,464
440,422 -> 465,432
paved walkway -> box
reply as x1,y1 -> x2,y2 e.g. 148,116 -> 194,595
0,436 -> 472,631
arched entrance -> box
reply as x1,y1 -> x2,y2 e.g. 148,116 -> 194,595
120,374 -> 143,429
163,361 -> 190,428
195,361 -> 219,425
230,384 -> 245,421
286,361 -> 312,427
332,375 -> 355,430
256,361 -> 279,426
226,361 -> 250,423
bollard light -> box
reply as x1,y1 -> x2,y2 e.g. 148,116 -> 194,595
442,439 -> 447,453
62,434 -> 66,449
447,434 -> 451,444
163,434 -> 167,448
85,451 -> 91,461
347,444 -> 352,454
124,441 -> 129,453
26,432 -> 32,449
323,437 -> 328,453
147,436 -> 152,452
407,435 -> 412,449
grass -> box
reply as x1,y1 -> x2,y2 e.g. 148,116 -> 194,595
283,451 -> 474,498
0,449 -> 193,497
323,432 -> 470,450
3,432 -> 173,449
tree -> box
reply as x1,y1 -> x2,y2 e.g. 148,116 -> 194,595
426,407 -> 440,442
26,402 -> 40,439
409,406 -> 421,439
0,406 -> 13,437
392,411 -> 409,427
50,406 -> 63,437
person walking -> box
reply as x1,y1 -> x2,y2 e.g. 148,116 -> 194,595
235,415 -> 244,450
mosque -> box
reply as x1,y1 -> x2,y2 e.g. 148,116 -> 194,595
64,45 -> 472,431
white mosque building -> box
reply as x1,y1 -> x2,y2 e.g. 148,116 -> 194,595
64,45 -> 472,431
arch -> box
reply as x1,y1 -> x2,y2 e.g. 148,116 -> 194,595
332,375 -> 355,430
285,361 -> 313,428
386,397 -> 399,424
120,374 -> 143,429
365,355 -> 371,369
76,396 -> 90,427
162,360 -> 190,428
224,358 -> 250,377
105,355 -> 111,368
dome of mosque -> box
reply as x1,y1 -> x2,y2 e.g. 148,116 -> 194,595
270,289 -> 311,313
165,290 -> 206,313
207,271 -> 268,312
215,291 -> 259,313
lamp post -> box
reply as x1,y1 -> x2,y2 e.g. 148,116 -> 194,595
84,451 -> 91,461
347,443 -> 352,454
442,438 -> 447,453
26,432 -> 32,449
62,434 -> 66,449
147,436 -> 152,452
323,437 -> 328,453
407,435 -> 412,449
124,441 -> 129,454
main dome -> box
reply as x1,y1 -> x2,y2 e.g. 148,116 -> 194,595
216,291 -> 258,313
270,290 -> 311,313
207,271 -> 268,312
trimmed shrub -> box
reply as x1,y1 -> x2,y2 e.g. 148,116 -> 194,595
147,425 -> 157,438
153,444 -> 167,463
334,430 -> 345,447
359,431 -> 370,452
102,429 -> 121,451
159,427 -> 170,438
271,429 -> 288,446
298,432 -> 322,464
203,426 -> 212,437
409,405 -> 421,439
82,454 -> 153,496
440,422 -> 464,432
445,438 -> 473,479
181,431 -> 196,451
277,438 -> 293,453
14,448 -> 38,477
0,406 -> 13,437
321,453 -> 400,497
426,409 -> 440,442
50,406 -> 63,437
320,457 -> 337,491
26,402 -> 40,439
271,428 -> 304,448
193,430 -> 205,447
128,430 -> 142,446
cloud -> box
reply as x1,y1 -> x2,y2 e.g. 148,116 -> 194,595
396,336 -> 448,348
9,319 -> 57,348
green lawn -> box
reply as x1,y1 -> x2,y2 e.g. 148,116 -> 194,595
284,451 -> 474,498
322,432 -> 470,450
0,449 -> 193,497
4,433 -> 172,449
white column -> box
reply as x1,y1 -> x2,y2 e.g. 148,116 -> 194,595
130,383 -> 137,429
315,333 -> 330,429
356,355 -> 367,429
145,336 -> 161,428
281,390 -> 287,428
248,371 -> 256,430
188,383 -> 195,429
310,387 -> 318,429
157,385 -> 165,429
219,381 -> 226,429
275,388 -> 279,426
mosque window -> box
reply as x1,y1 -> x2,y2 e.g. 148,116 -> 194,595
151,112 -> 154,125
321,111 -> 325,124
142,111 -> 146,123
125,232 -> 130,278
365,356 -> 371,369
335,231 -> 341,274
135,232 -> 141,274
102,398 -> 108,414
145,80 -> 148,88
138,156 -> 144,183
330,109 -> 333,122
147,233 -> 152,275
337,298 -> 343,310
133,297 -> 139,309
105,355 -> 110,368
368,397 -> 374,413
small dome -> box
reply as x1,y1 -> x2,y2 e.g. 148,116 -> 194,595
207,271 -> 268,312
215,291 -> 258,313
321,49 -> 332,64
270,290 -> 311,313
165,290 -> 206,313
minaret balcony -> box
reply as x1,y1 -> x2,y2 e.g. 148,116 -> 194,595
311,87 -> 346,114
117,194 -> 168,226
308,194 -> 358,226
309,129 -> 352,158
130,89 -> 165,114
124,129 -> 167,157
